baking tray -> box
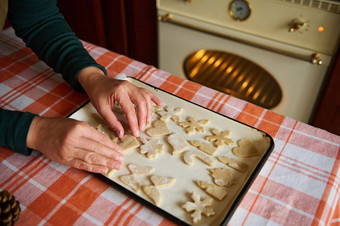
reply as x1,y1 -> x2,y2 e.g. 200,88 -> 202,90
69,77 -> 274,225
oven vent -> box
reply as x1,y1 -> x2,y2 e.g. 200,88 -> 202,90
279,0 -> 340,14
183,50 -> 282,110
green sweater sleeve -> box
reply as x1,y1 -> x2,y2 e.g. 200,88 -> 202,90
7,0 -> 107,92
0,109 -> 37,155
1,0 -> 107,155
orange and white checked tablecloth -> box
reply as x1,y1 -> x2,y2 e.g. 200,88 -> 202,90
1,27 -> 339,226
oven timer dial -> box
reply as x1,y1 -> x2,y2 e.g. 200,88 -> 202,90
228,0 -> 251,21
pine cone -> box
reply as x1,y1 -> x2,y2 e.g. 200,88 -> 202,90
0,190 -> 21,226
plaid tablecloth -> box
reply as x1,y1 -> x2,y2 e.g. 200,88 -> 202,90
1,27 -> 339,226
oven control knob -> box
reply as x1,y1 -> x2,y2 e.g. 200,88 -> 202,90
311,53 -> 323,65
158,13 -> 173,22
288,19 -> 305,32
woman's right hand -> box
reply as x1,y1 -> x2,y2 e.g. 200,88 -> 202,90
26,116 -> 124,174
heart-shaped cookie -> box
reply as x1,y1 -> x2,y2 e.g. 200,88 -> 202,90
232,139 -> 260,158
146,120 -> 171,137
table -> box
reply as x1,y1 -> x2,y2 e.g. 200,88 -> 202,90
1,27 -> 339,226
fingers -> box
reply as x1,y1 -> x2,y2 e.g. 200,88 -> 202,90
98,104 -> 125,138
134,89 -> 162,128
71,128 -> 125,174
118,87 -> 158,136
82,126 -> 124,155
68,159 -> 111,174
118,94 -> 140,137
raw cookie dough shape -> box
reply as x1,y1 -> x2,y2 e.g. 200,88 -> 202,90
142,185 -> 162,206
183,150 -> 214,166
168,133 -> 189,155
143,175 -> 176,205
209,168 -> 238,187
217,156 -> 249,173
178,116 -> 210,134
195,181 -> 228,201
205,128 -> 234,148
93,123 -> 118,141
232,139 -> 261,158
150,175 -> 176,188
156,105 -> 183,122
146,120 -> 171,137
189,140 -> 218,156
118,134 -> 140,151
140,137 -> 164,159
120,175 -> 141,192
127,163 -> 154,176
153,105 -> 163,112
182,191 -> 215,224
105,169 -> 116,178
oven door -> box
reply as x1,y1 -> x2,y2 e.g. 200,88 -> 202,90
158,16 -> 329,123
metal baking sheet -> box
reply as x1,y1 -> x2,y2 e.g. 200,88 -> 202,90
69,77 -> 274,225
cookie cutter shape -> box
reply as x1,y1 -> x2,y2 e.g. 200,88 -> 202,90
232,139 -> 261,158
195,181 -> 228,201
205,128 -> 234,148
120,175 -> 141,192
143,185 -> 162,206
156,105 -> 183,122
127,163 -> 154,176
140,137 -> 164,159
217,156 -> 249,173
182,191 -> 215,224
168,133 -> 189,155
150,175 -> 176,188
93,123 -> 118,141
183,150 -> 214,166
188,140 -> 218,156
209,168 -> 238,187
178,116 -> 210,134
146,120 -> 171,137
118,134 -> 140,151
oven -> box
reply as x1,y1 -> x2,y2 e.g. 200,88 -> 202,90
156,0 -> 340,123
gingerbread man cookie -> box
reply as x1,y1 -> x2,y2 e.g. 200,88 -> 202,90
178,116 -> 210,134
156,105 -> 183,122
140,137 -> 164,159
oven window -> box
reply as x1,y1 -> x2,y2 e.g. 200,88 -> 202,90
183,49 -> 282,109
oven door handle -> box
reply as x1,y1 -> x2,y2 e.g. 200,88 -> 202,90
158,12 -> 330,65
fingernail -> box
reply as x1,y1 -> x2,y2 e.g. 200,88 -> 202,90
140,123 -> 145,131
116,130 -> 123,138
114,162 -> 122,170
102,168 -> 109,174
117,148 -> 124,154
135,130 -> 140,137
116,155 -> 124,162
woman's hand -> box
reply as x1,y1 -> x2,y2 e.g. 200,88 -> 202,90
27,116 -> 124,174
78,67 -> 162,138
